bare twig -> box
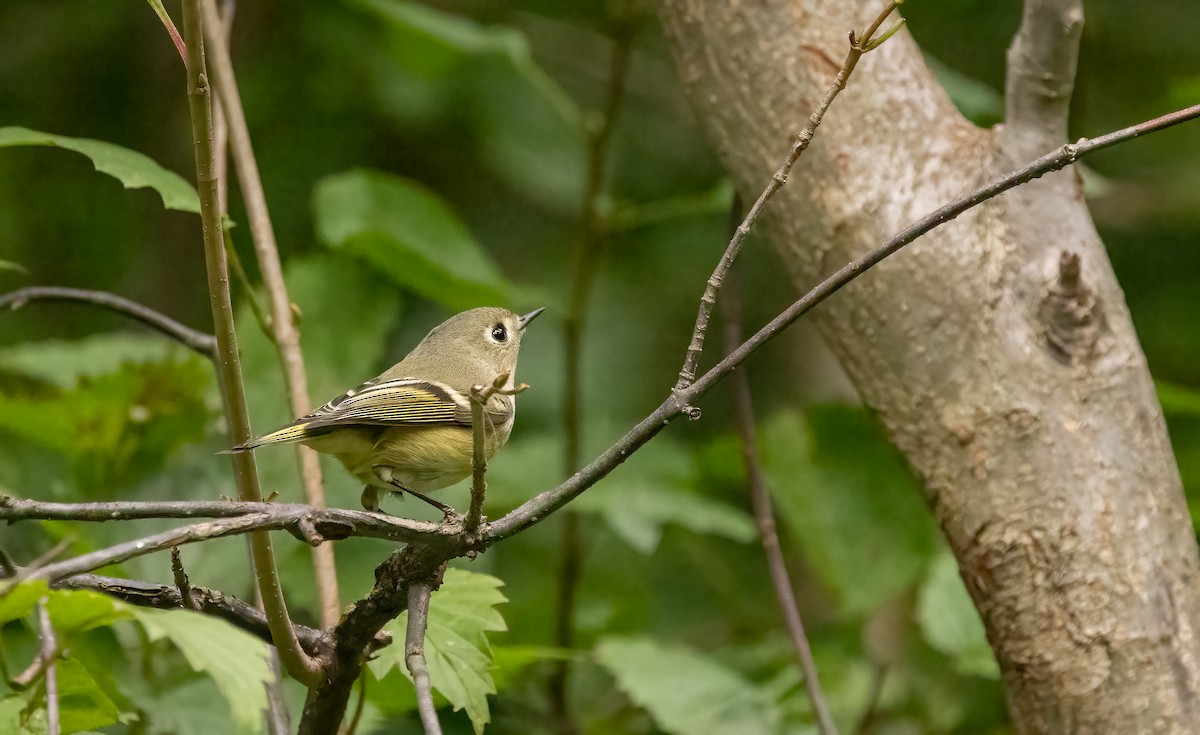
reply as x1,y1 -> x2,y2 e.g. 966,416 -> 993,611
199,0 -> 340,630
490,102 -> 1200,540
1003,0 -> 1084,160
673,0 -> 904,392
38,602 -> 60,735
0,286 -> 216,357
721,270 -> 836,735
467,372 -> 522,534
406,581 -> 443,735
52,572 -> 363,656
170,547 -> 199,611
180,0 -> 319,684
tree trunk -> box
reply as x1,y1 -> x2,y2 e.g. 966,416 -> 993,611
654,0 -> 1200,731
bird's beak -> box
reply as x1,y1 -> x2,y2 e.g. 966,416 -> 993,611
519,307 -> 545,331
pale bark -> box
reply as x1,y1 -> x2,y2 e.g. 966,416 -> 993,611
655,1 -> 1200,731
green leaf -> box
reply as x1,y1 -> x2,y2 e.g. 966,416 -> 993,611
0,334 -> 193,390
46,589 -> 128,635
1157,380 -> 1200,417
349,0 -> 582,132
0,259 -> 28,274
54,658 -> 119,734
371,568 -> 507,735
0,697 -> 24,733
758,406 -> 939,615
916,551 -> 1000,679
0,580 -> 48,624
595,636 -> 782,735
0,127 -> 199,213
313,169 -> 513,310
924,55 -> 1002,127
130,608 -> 272,732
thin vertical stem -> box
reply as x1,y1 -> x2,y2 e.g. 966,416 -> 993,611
721,270 -> 837,735
552,31 -> 632,733
406,582 -> 443,735
199,0 -> 340,629
180,0 -> 320,685
37,603 -> 59,735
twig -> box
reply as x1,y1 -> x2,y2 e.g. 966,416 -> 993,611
466,372 -> 524,534
170,547 -> 199,611
0,286 -> 216,358
554,32 -> 633,733
38,602 -> 60,735
406,581 -> 443,735
721,269 -> 836,735
180,0 -> 319,684
673,0 -> 904,392
52,572 -> 362,656
489,102 -> 1200,540
199,0 -> 340,630
347,671 -> 368,735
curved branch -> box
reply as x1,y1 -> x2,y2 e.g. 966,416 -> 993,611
1003,0 -> 1084,160
0,286 -> 216,358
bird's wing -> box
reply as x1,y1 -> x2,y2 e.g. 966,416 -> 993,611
230,378 -> 510,451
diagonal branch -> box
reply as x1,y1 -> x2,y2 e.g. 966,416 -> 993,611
489,102 -> 1200,541
1003,0 -> 1084,160
673,0 -> 904,392
0,286 -> 216,358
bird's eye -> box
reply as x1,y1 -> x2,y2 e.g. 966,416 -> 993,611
491,324 -> 508,342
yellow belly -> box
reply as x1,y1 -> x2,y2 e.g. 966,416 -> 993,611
304,423 -> 510,496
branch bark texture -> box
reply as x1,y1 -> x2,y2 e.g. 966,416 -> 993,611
655,1 -> 1200,731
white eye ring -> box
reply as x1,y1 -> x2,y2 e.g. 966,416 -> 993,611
489,323 -> 508,343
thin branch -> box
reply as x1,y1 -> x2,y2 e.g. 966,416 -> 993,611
52,572 -> 359,656
721,269 -> 836,735
38,602 -> 60,735
8,600 -> 58,693
489,102 -> 1200,541
1003,0 -> 1084,160
466,372 -> 524,534
199,0 -> 340,630
0,498 -> 447,571
554,31 -> 633,733
180,0 -> 319,684
406,581 -> 443,735
673,0 -> 904,392
0,286 -> 216,358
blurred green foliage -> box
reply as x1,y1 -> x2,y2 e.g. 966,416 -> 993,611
0,0 -> 1197,732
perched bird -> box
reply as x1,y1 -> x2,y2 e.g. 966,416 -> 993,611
229,306 -> 543,514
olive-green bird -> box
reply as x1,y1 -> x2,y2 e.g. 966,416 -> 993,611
230,306 -> 543,513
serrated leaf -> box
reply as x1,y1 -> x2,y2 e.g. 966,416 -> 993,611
916,551 -> 999,679
313,169 -> 512,310
595,636 -> 782,735
758,407 -> 938,615
0,580 -> 47,624
371,569 -> 507,735
130,608 -> 271,733
0,127 -> 199,213
45,589 -> 128,635
53,658 -> 119,734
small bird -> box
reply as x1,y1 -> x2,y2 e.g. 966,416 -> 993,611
229,306 -> 543,514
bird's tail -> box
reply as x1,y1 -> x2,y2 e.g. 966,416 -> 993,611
220,420 -> 323,455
